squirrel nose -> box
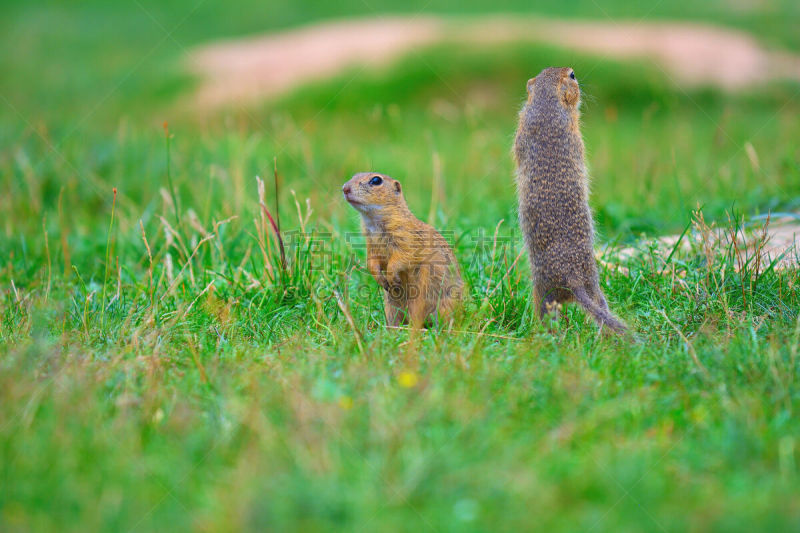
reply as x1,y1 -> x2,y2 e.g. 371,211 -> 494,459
342,185 -> 351,195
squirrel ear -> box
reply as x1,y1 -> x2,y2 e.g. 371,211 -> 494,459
394,181 -> 401,193
527,77 -> 537,93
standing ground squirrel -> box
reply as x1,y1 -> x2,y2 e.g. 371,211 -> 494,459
342,172 -> 463,328
513,67 -> 626,333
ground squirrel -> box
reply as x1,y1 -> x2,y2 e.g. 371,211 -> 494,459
342,172 -> 463,328
513,67 -> 626,333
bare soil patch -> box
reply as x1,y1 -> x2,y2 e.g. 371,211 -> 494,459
611,214 -> 799,271
189,15 -> 800,108
190,17 -> 440,108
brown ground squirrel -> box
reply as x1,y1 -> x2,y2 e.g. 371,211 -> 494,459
513,67 -> 626,333
342,172 -> 463,328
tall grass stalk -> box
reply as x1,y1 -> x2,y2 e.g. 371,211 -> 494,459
100,187 -> 117,333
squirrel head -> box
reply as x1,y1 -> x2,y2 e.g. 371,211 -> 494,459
342,172 -> 407,218
525,67 -> 581,120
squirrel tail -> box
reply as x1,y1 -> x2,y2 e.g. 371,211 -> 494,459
572,286 -> 627,334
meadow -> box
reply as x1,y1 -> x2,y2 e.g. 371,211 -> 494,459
2,1 -> 800,531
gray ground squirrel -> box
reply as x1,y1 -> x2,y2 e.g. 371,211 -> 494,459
513,67 -> 626,333
342,172 -> 463,328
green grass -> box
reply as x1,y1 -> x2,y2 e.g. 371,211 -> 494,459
2,1 -> 800,531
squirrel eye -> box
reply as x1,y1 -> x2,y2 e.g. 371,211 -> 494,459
569,71 -> 576,80
369,176 -> 383,186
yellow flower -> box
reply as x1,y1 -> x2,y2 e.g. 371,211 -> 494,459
338,395 -> 353,410
397,371 -> 419,388
690,405 -> 709,426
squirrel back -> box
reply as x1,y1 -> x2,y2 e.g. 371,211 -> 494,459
513,67 -> 626,333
